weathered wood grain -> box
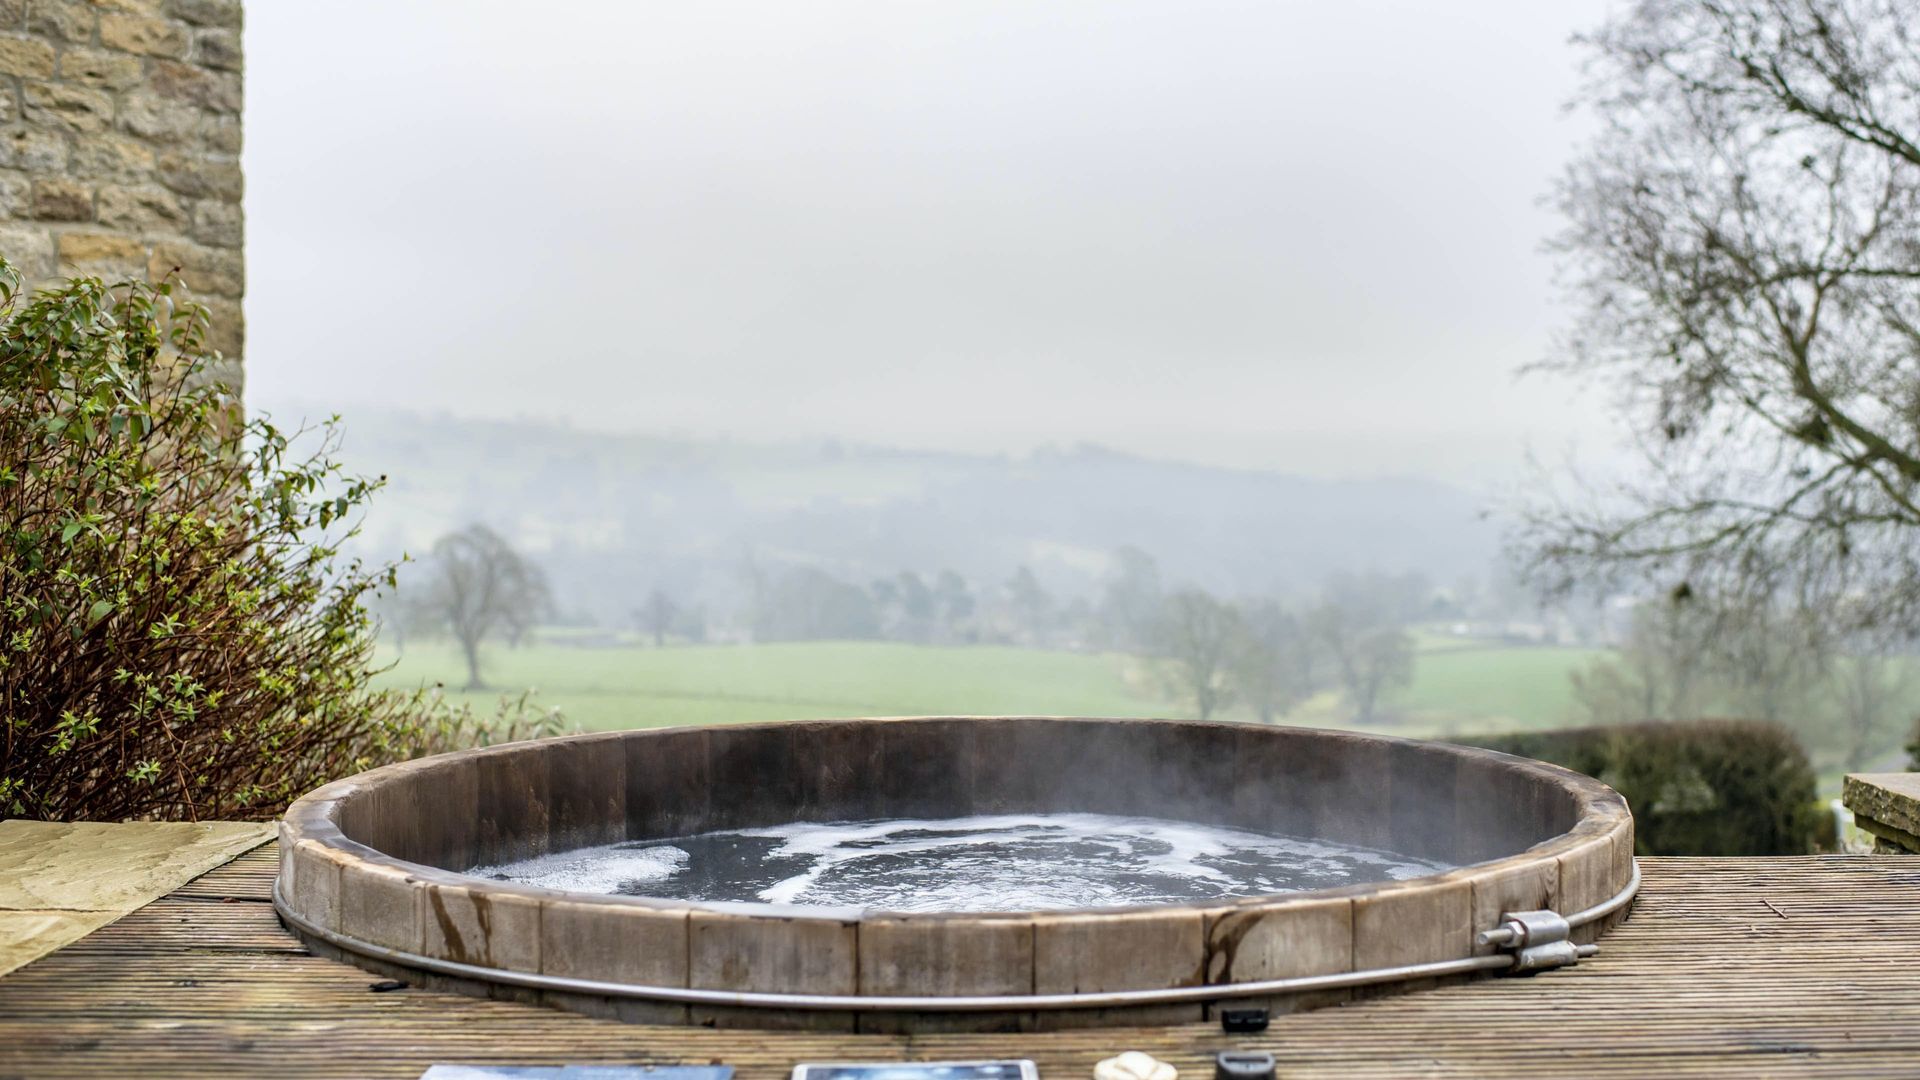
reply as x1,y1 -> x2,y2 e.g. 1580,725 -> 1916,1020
2,848 -> 1919,1078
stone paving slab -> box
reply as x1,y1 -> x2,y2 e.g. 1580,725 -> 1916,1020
1845,773 -> 1920,852
0,819 -> 273,976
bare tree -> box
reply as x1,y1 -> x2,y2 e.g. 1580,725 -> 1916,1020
1100,545 -> 1165,652
934,569 -> 976,641
1309,595 -> 1414,724
1568,590 -> 1917,767
637,588 -> 678,647
1711,595 -> 1831,726
1234,599 -> 1317,724
1569,596 -> 1721,726
1525,0 -> 1920,630
1836,649 -> 1917,770
1153,589 -> 1246,721
1004,566 -> 1053,646
416,524 -> 552,689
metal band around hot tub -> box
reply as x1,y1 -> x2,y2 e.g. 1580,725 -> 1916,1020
273,858 -> 1639,1012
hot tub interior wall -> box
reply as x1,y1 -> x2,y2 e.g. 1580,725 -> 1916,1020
294,718 -> 1630,1032
336,719 -> 1584,874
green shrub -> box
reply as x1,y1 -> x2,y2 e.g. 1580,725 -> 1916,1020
1456,720 -> 1830,856
0,264 -> 560,821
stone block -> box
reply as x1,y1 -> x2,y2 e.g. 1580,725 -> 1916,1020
60,46 -> 144,89
27,0 -> 95,43
1844,773 -> 1920,839
0,170 -> 26,217
0,127 -> 60,172
23,81 -> 112,135
70,133 -> 155,180
0,33 -> 52,77
118,91 -> 199,143
150,58 -> 239,112
28,177 -> 87,221
197,293 -> 242,357
169,0 -> 240,29
157,150 -> 241,199
149,238 -> 240,297
198,112 -> 240,153
100,11 -> 188,57
57,230 -> 146,278
190,197 -> 239,246
0,127 -> 63,172
191,26 -> 237,70
98,183 -> 187,232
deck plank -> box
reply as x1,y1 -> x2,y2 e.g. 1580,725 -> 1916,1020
1,848 -> 1917,1078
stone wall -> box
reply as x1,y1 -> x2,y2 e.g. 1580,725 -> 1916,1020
1843,773 -> 1920,854
0,0 -> 242,389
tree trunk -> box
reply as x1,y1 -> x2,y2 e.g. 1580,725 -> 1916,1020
459,633 -> 486,691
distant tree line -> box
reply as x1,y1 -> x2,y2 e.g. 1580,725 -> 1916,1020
1146,570 -> 1423,724
1570,590 -> 1916,772
738,546 -> 1436,725
383,526 -> 1477,724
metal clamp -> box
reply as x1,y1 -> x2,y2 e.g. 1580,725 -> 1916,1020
1475,909 -> 1599,974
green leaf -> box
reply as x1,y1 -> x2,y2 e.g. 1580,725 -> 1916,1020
86,599 -> 113,623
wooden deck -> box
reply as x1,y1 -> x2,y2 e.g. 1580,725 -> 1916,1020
1,846 -> 1918,1078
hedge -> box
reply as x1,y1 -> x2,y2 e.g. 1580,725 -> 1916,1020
1455,720 -> 1832,856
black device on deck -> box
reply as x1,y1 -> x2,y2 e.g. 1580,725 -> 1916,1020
1214,1051 -> 1277,1080
1219,1006 -> 1270,1033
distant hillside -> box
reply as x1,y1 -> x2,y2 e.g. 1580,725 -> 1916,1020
274,404 -> 1503,625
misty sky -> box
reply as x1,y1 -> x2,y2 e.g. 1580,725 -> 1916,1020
244,1 -> 1623,485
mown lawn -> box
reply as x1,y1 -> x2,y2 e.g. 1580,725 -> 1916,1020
374,637 -> 1595,736
375,640 -> 1160,731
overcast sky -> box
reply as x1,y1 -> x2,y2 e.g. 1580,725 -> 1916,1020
243,1 -> 1622,485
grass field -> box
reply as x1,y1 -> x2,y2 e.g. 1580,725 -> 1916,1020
373,636 -> 1597,737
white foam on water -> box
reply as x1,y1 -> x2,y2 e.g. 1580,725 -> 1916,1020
472,844 -> 688,894
471,812 -> 1451,912
731,813 -> 1443,909
735,814 -> 1241,905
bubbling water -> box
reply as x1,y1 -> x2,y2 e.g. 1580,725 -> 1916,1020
471,813 -> 1450,913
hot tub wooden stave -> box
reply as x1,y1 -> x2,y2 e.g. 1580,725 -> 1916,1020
275,717 -> 1635,1031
